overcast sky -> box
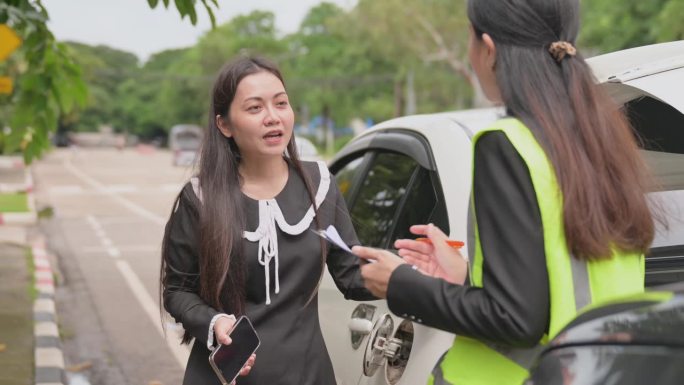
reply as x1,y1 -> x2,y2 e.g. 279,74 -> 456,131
44,0 -> 357,62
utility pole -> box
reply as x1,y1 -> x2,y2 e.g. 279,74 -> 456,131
322,104 -> 334,156
405,69 -> 416,115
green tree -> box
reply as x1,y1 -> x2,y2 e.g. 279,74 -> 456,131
150,10 -> 287,137
147,0 -> 220,27
580,0 -> 684,52
345,0 -> 486,107
1,2 -> 87,162
194,10 -> 285,73
61,42 -> 140,133
283,2 -> 397,130
0,0 -> 219,162
116,48 -> 191,140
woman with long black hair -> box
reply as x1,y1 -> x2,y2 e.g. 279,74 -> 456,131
160,56 -> 373,385
354,1 -> 657,384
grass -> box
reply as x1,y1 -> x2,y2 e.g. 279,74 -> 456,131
0,245 -> 34,384
37,206 -> 54,219
0,192 -> 29,213
25,247 -> 37,301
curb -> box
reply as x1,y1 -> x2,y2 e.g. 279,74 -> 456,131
32,239 -> 66,385
0,156 -> 24,170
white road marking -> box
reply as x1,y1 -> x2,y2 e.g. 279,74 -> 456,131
49,183 -> 182,196
86,216 -> 117,259
106,248 -> 121,258
161,183 -> 183,193
48,185 -> 84,195
82,245 -> 160,253
115,259 -> 189,368
71,163 -> 187,369
65,160 -> 165,226
105,184 -> 138,194
95,217 -> 154,225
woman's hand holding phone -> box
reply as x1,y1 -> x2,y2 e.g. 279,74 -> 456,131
213,316 -> 257,382
214,316 -> 236,345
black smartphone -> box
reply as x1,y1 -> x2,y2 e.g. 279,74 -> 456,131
208,316 -> 260,385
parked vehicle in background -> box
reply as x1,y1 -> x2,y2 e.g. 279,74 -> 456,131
169,124 -> 203,167
294,136 -> 321,162
319,41 -> 684,385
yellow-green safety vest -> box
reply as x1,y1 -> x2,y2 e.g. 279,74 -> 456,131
429,118 -> 645,385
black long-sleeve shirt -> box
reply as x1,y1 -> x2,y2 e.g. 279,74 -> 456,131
386,131 -> 550,348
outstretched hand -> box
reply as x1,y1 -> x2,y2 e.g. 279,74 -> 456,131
353,246 -> 407,298
394,224 -> 468,285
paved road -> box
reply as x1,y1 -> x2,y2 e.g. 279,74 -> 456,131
33,148 -> 196,385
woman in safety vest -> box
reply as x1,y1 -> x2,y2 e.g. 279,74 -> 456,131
353,0 -> 658,384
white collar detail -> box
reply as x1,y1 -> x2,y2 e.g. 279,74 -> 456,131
242,161 -> 330,305
189,161 -> 330,305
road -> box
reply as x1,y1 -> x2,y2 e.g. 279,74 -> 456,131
33,147 -> 196,385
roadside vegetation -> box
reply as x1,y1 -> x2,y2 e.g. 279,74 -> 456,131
1,0 -> 682,161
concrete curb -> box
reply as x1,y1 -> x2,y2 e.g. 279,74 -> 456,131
0,166 -> 34,193
0,156 -> 24,170
32,239 -> 66,385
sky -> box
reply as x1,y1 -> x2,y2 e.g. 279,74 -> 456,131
44,0 -> 357,62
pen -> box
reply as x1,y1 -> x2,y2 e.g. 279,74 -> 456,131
415,238 -> 464,249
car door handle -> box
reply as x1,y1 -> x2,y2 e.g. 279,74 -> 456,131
348,318 -> 373,334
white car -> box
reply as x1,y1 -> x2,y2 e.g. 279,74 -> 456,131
319,41 -> 684,385
295,136 -> 322,162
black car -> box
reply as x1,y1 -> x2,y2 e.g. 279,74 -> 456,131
525,283 -> 684,385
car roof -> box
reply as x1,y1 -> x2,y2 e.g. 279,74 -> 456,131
587,41 -> 684,113
586,40 -> 684,83
357,107 -> 504,143
355,42 -> 684,141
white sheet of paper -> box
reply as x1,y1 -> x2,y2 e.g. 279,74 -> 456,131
323,225 -> 353,253
315,225 -> 375,263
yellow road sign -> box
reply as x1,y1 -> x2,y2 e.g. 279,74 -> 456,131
0,24 -> 22,61
0,77 -> 12,94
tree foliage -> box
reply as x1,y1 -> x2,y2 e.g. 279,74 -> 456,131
3,0 -> 680,161
1,1 -> 87,162
0,0 -> 217,162
283,3 -> 397,126
343,0 -> 486,106
147,0 -> 220,27
580,0 -> 684,52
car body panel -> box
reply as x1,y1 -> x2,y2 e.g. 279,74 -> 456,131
169,124 -> 203,167
294,136 -> 321,162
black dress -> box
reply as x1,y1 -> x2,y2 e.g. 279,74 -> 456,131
163,160 -> 374,385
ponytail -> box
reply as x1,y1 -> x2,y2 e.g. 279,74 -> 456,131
468,0 -> 656,259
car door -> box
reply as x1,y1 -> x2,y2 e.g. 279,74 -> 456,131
623,95 -> 684,287
319,129 -> 454,385
586,48 -> 684,287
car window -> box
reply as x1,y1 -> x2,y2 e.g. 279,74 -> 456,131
627,96 -> 684,191
334,155 -> 366,205
350,152 -> 418,248
390,167 -> 449,244
626,96 -> 684,287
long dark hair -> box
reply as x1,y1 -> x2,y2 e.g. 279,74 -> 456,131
161,57 -> 323,344
467,0 -> 655,260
